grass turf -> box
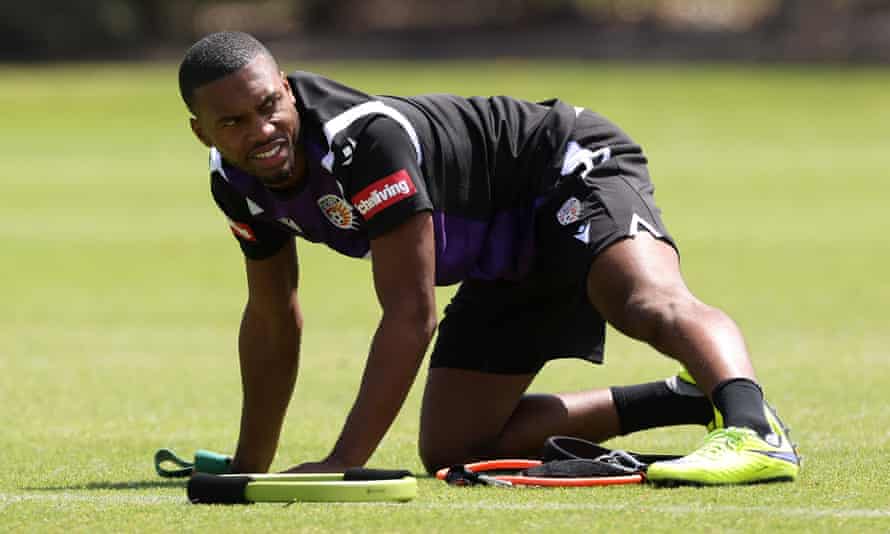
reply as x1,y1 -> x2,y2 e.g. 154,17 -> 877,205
2,60 -> 889,532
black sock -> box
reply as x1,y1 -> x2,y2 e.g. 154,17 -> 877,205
611,380 -> 714,435
711,378 -> 771,438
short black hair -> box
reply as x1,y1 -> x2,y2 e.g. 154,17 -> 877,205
178,31 -> 274,114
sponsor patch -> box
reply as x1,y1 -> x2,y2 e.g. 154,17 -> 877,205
351,169 -> 416,220
318,194 -> 359,230
556,196 -> 582,226
226,218 -> 256,242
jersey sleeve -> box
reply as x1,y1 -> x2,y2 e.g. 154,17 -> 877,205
210,173 -> 291,260
343,117 -> 433,239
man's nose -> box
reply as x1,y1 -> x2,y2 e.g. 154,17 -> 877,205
250,115 -> 276,140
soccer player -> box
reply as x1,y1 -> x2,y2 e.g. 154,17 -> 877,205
177,32 -> 799,485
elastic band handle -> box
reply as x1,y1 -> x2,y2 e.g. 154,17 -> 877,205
154,448 -> 194,478
154,448 -> 232,478
194,450 -> 233,474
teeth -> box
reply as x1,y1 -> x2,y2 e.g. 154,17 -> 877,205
255,144 -> 281,159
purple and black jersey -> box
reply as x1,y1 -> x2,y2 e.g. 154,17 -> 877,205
211,71 -> 636,285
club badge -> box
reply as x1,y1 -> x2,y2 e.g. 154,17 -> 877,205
556,196 -> 582,226
318,194 -> 359,230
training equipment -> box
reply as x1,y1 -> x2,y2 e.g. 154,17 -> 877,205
436,459 -> 643,487
155,448 -> 232,477
188,469 -> 417,504
542,435 -> 681,464
646,403 -> 800,485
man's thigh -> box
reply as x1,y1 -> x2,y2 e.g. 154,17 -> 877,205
418,367 -> 535,471
430,277 -> 606,374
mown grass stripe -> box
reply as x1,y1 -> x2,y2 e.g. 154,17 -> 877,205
2,493 -> 889,519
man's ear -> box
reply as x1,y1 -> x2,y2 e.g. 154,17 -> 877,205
190,117 -> 212,148
281,71 -> 296,104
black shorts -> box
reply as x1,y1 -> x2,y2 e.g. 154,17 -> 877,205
429,127 -> 676,374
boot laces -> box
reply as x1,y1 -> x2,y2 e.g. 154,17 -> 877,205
693,428 -> 750,459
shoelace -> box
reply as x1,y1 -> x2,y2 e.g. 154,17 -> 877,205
691,428 -> 751,459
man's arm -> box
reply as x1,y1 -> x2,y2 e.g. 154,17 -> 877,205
230,238 -> 302,473
331,211 -> 437,466
289,211 -> 436,471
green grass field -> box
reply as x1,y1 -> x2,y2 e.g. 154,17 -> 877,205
2,60 -> 889,532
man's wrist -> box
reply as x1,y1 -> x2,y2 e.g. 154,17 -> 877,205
325,448 -> 366,469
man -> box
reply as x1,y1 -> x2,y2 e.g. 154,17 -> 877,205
178,31 -> 799,485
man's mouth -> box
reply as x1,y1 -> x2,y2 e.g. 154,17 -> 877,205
255,145 -> 282,159
250,139 -> 290,169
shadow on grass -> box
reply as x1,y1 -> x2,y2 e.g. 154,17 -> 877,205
23,479 -> 187,491
25,474 -> 433,491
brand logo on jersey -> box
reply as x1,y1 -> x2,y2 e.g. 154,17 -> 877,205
351,170 -> 416,220
557,196 -> 582,226
561,141 -> 612,182
318,194 -> 359,230
574,222 -> 591,244
628,213 -> 663,238
340,137 -> 357,166
277,217 -> 304,234
226,218 -> 256,242
246,197 -> 264,215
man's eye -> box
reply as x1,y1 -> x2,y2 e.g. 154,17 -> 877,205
221,119 -> 237,128
265,94 -> 282,110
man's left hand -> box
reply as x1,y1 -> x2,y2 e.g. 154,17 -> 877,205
283,457 -> 352,474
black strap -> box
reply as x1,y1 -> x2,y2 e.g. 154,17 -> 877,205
542,436 -> 683,465
344,468 -> 413,481
523,458 -> 640,477
443,465 -> 482,486
187,473 -> 252,504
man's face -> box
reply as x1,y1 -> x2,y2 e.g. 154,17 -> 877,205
190,54 -> 302,190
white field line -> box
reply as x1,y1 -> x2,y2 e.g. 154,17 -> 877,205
0,493 -> 183,509
1,493 -> 889,519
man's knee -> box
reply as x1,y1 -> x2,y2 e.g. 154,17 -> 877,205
419,429 -> 503,474
418,447 -> 446,475
419,440 -> 476,475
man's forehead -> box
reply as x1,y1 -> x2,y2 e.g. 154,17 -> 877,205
194,55 -> 281,114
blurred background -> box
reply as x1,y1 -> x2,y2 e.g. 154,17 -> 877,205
2,3 -> 890,528
5,0 -> 890,63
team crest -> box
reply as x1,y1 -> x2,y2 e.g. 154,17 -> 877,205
317,194 -> 359,230
556,196 -> 582,226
